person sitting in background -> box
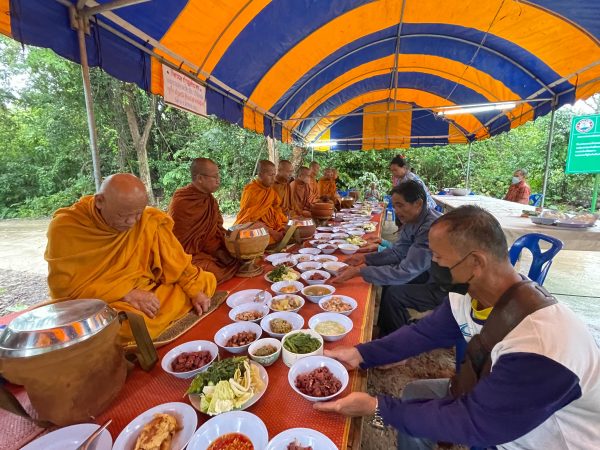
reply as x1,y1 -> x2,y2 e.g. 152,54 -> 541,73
234,160 -> 288,244
273,159 -> 294,215
46,173 -> 217,340
504,168 -> 531,205
308,161 -> 320,200
169,158 -> 240,284
315,206 -> 600,450
331,181 -> 446,335
390,155 -> 436,210
290,166 -> 319,217
364,182 -> 381,202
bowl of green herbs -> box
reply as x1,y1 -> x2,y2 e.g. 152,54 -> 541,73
281,329 -> 324,367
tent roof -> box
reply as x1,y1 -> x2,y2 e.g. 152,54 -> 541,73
2,0 -> 600,150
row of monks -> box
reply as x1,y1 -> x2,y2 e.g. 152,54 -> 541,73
44,158 -> 340,341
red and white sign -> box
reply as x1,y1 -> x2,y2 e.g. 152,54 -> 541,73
162,65 -> 206,115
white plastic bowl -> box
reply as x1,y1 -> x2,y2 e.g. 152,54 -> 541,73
331,232 -> 349,239
264,253 -> 290,264
187,411 -> 268,450
300,269 -> 331,285
291,254 -> 314,265
214,322 -> 262,354
260,311 -> 304,339
296,261 -> 323,272
330,239 -> 347,246
313,233 -> 333,240
308,312 -> 353,342
226,289 -> 272,308
298,247 -> 321,255
338,243 -> 359,255
270,256 -> 294,267
301,284 -> 336,303
266,428 -> 337,450
319,294 -> 358,316
281,329 -> 324,367
308,239 -> 328,247
313,254 -> 338,263
161,340 -> 219,379
316,226 -> 333,232
268,294 -> 305,313
271,280 -> 304,295
348,229 -> 366,236
317,243 -> 337,255
288,356 -> 349,401
228,303 -> 269,323
322,261 -> 349,276
248,338 -> 282,367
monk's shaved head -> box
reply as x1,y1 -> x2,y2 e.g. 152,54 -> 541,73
297,166 -> 311,183
191,157 -> 220,194
191,157 -> 217,180
276,159 -> 293,182
95,173 -> 148,232
309,161 -> 320,177
257,159 -> 277,187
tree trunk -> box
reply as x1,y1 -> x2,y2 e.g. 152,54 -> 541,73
290,145 -> 307,173
122,86 -> 156,205
267,136 -> 279,167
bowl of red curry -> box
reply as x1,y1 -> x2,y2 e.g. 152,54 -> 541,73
161,340 -> 219,379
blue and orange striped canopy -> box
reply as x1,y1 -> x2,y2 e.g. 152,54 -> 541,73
2,0 -> 600,150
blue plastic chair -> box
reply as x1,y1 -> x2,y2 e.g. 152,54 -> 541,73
455,233 -> 564,372
529,193 -> 543,206
383,195 -> 395,223
338,190 -> 349,197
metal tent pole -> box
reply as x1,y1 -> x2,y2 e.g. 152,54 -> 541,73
540,100 -> 557,208
465,141 -> 473,190
76,17 -> 102,192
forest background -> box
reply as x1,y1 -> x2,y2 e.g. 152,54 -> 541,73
1,36 -> 599,218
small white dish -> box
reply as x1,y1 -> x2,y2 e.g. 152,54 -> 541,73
308,312 -> 353,342
319,294 -> 358,316
22,423 -> 113,450
260,311 -> 305,339
316,226 -> 333,232
298,247 -> 321,255
322,261 -> 349,276
300,269 -> 331,285
265,253 -> 290,263
348,229 -> 366,236
271,280 -> 304,295
266,428 -> 337,450
331,232 -> 349,239
248,337 -> 282,366
313,233 -> 333,240
268,294 -> 305,313
214,322 -> 262,354
301,284 -> 336,303
161,340 -> 219,379
281,329 -> 324,367
288,356 -> 349,402
296,261 -> 323,272
229,303 -> 269,323
313,254 -> 338,263
338,243 -> 359,255
290,253 -> 314,265
264,268 -> 301,283
112,402 -> 197,450
187,411 -> 268,450
226,289 -> 272,308
317,243 -> 337,254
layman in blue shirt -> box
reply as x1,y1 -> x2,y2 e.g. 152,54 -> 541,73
332,180 -> 446,335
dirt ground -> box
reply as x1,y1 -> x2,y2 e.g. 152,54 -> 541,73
0,218 -> 598,449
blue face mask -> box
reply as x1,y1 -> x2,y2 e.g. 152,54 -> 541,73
429,252 -> 474,295
511,176 -> 521,185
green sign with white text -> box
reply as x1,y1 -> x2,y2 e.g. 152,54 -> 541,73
566,114 -> 600,174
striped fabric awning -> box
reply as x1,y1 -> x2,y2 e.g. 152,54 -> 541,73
2,0 -> 599,150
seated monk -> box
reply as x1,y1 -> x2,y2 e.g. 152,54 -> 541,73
234,160 -> 288,244
168,158 -> 240,284
308,160 -> 320,200
290,166 -> 319,217
273,159 -> 293,215
45,173 -> 217,340
318,167 -> 341,207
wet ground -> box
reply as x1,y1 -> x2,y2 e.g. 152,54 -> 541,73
0,218 -> 598,449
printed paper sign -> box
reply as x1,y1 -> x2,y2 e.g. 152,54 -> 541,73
162,65 -> 206,116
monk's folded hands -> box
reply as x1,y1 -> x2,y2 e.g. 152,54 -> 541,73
122,289 -> 160,318
191,290 -> 211,315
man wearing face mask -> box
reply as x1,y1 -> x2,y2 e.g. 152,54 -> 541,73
504,168 -> 531,204
314,206 -> 600,449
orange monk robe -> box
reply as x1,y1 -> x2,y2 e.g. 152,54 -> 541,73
309,176 -> 319,201
290,179 -> 318,217
168,184 -> 239,284
45,195 -> 217,340
318,178 -> 338,200
234,179 -> 288,243
273,178 -> 292,215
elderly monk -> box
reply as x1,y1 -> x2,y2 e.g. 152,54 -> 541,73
234,160 -> 288,244
273,159 -> 293,215
308,161 -> 320,200
290,166 -> 318,217
45,173 -> 217,340
169,158 -> 240,284
318,167 -> 341,208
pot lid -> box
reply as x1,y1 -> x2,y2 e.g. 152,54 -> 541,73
227,224 -> 268,239
0,299 -> 117,358
288,218 -> 315,227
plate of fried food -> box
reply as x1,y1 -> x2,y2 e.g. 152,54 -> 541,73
112,402 -> 197,450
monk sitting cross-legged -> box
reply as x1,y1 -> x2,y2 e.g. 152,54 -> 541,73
234,160 -> 289,244
308,160 -> 320,201
290,166 -> 319,218
169,158 -> 240,284
273,159 -> 293,215
318,167 -> 341,208
45,173 -> 217,340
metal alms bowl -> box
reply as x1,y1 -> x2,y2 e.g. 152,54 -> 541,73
0,299 -> 117,358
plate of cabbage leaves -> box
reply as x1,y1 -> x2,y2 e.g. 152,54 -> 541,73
187,356 -> 268,416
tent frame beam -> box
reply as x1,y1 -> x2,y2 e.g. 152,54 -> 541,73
82,0 -> 150,17
540,98 -> 557,208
